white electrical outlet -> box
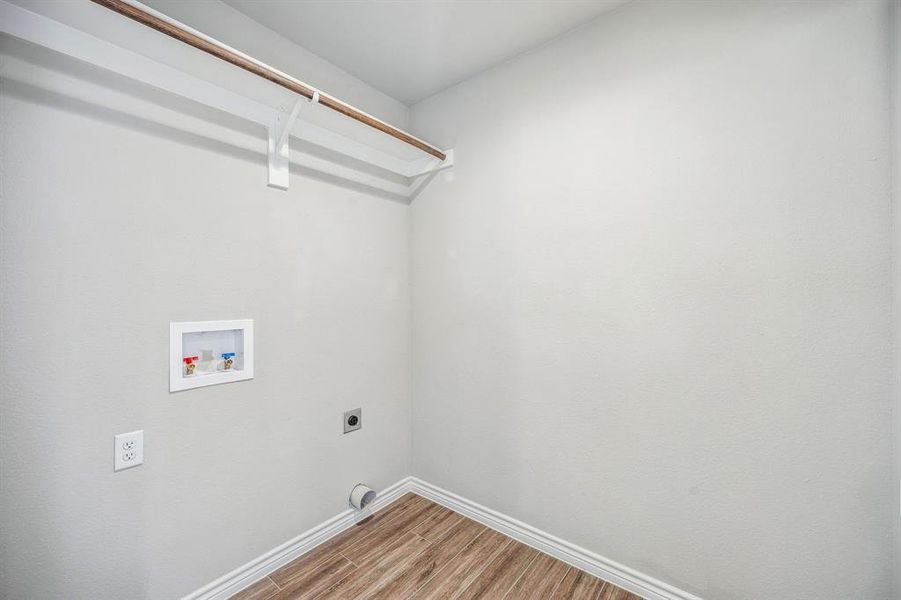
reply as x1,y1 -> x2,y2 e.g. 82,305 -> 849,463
114,430 -> 144,472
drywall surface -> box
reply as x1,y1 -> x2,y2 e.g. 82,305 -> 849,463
142,0 -> 410,128
0,23 -> 410,600
893,1 -> 901,597
410,1 -> 894,598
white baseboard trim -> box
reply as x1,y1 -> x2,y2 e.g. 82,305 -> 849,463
407,477 -> 703,600
184,476 -> 701,600
181,476 -> 413,600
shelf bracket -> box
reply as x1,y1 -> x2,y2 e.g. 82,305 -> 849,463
406,149 -> 455,178
267,91 -> 319,190
0,0 -> 453,199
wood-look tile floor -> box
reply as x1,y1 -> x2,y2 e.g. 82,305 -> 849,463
230,493 -> 642,600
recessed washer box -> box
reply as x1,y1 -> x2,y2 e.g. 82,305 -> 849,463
169,319 -> 254,392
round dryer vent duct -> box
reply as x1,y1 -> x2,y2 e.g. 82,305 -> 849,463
349,484 -> 376,510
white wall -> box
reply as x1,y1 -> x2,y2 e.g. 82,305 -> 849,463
1,0 -> 897,598
410,1 -> 895,599
0,2 -> 411,598
142,0 -> 410,129
892,1 -> 901,597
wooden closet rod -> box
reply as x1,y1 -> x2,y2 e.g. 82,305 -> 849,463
89,0 -> 447,161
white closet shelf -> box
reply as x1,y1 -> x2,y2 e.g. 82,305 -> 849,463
0,0 -> 454,199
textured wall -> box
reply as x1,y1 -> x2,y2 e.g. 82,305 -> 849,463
0,7 -> 411,598
410,1 -> 895,598
893,1 -> 901,597
141,0 -> 410,129
0,0 -> 896,598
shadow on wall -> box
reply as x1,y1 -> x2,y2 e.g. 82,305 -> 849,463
0,37 -> 412,204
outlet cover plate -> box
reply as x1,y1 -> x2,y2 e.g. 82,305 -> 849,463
114,430 -> 144,471
344,408 -> 361,434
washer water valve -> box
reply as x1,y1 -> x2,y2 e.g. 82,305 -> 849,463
183,356 -> 199,376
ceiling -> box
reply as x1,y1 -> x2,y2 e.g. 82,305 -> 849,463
223,0 -> 629,105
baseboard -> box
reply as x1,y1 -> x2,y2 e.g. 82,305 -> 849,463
181,476 -> 413,600
407,478 -> 703,600
184,475 -> 701,600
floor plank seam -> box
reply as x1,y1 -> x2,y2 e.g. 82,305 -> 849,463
373,536 -> 437,597
412,524 -> 485,597
407,513 -> 442,536
498,551 -> 540,600
545,565 -> 573,599
401,526 -> 489,599
428,514 -> 468,543
338,499 -> 423,565
310,572 -> 356,600
339,551 -> 359,568
447,537 -> 515,600
228,494 -> 642,600
275,550 -> 347,589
